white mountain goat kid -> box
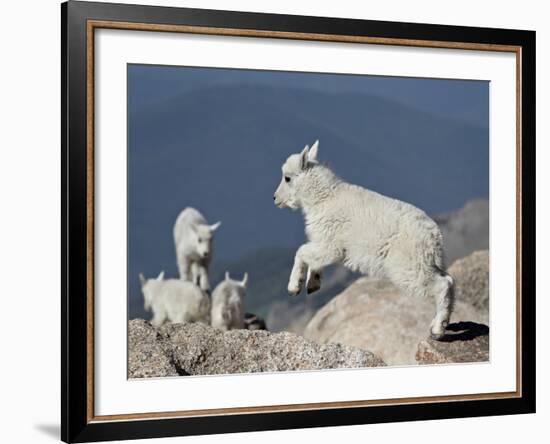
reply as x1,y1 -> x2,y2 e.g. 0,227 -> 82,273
273,141 -> 454,339
211,272 -> 248,331
140,271 -> 211,327
173,207 -> 221,292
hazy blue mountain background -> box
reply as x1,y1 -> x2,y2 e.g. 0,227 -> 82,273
127,65 -> 489,323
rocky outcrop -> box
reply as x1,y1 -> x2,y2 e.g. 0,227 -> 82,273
416,322 -> 489,364
128,318 -> 179,377
448,250 -> 489,313
128,319 -> 385,378
303,250 -> 489,365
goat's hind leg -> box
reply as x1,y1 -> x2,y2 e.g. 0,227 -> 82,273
429,272 -> 455,340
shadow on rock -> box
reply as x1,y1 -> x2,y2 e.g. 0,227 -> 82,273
441,321 -> 489,342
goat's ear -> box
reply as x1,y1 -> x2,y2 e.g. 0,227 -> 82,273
300,144 -> 310,170
225,271 -> 230,281
209,221 -> 221,232
241,273 -> 248,288
139,273 -> 146,287
157,271 -> 165,281
308,140 -> 319,163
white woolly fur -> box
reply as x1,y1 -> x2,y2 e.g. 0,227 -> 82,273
210,272 -> 248,331
139,271 -> 211,327
173,207 -> 221,292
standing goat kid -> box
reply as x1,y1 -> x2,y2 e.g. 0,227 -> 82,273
273,141 -> 454,340
211,272 -> 248,331
173,207 -> 221,292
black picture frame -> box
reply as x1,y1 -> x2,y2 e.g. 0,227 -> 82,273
62,1 -> 536,442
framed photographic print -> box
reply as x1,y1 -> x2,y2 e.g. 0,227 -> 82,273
61,1 -> 536,442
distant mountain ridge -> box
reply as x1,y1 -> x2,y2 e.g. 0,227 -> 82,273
129,66 -> 489,128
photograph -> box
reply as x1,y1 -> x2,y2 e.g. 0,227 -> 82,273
127,64 -> 490,377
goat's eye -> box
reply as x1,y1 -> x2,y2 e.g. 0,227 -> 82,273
285,176 -> 291,183
198,238 -> 202,243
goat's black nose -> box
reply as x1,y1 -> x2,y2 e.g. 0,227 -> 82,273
273,195 -> 276,201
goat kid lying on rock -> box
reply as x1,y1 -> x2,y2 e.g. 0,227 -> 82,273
140,271 -> 211,327
273,140 -> 454,340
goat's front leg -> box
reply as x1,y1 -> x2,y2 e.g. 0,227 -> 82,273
288,243 -> 340,295
190,262 -> 210,292
197,265 -> 210,293
288,245 -> 308,295
190,262 -> 200,286
306,268 -> 322,294
177,256 -> 192,281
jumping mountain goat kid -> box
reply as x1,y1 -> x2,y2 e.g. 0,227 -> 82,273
273,141 -> 455,340
211,272 -> 248,331
140,271 -> 211,327
173,207 -> 221,292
